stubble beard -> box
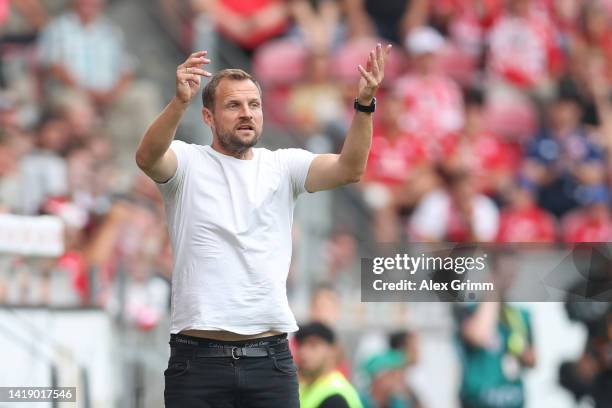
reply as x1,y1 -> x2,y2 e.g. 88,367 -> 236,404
215,124 -> 261,158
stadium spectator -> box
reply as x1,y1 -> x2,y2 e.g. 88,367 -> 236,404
344,0 -> 427,44
523,84 -> 606,217
496,177 -> 558,243
442,89 -> 521,195
409,169 -> 499,242
19,114 -> 69,214
360,349 -> 420,408
486,0 -> 562,91
287,49 -> 345,139
361,92 -> 434,242
295,322 -> 363,408
289,0 -> 343,52
192,0 -> 290,62
389,330 -> 419,367
37,0 -> 160,173
395,26 -> 465,151
560,270 -> 612,407
455,250 -> 536,408
561,185 -> 612,242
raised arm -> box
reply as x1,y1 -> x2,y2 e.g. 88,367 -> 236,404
135,51 -> 211,183
305,43 -> 391,193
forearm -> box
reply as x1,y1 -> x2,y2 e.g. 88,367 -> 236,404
462,302 -> 500,347
337,109 -> 373,180
48,64 -> 79,88
135,97 -> 187,168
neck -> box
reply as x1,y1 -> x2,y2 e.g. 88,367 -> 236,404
77,15 -> 96,26
211,139 -> 253,160
302,367 -> 335,386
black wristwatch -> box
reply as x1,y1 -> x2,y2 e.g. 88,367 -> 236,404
354,97 -> 376,113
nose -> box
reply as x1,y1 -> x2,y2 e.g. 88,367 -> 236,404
238,103 -> 253,120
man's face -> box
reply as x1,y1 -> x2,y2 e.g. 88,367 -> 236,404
296,337 -> 334,377
205,79 -> 263,155
74,0 -> 104,23
550,100 -> 581,131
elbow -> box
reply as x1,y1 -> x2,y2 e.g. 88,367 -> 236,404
344,169 -> 364,185
461,325 -> 492,348
135,150 -> 150,171
348,174 -> 362,184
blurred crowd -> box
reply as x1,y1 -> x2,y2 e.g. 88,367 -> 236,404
204,0 -> 612,245
0,0 -> 166,328
1,0 -> 612,407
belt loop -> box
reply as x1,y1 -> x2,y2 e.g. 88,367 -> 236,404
267,345 -> 275,357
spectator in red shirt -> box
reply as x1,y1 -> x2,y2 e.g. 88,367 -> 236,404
562,185 -> 612,242
193,0 -> 289,60
575,1 -> 612,81
409,169 -> 499,242
497,177 -> 558,243
486,0 -> 562,90
395,26 -> 465,150
361,93 -> 436,242
442,88 -> 522,195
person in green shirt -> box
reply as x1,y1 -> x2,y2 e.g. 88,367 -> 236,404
455,250 -> 536,408
295,322 -> 363,408
359,349 -> 421,408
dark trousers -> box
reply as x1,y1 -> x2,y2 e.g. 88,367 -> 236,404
164,333 -> 300,408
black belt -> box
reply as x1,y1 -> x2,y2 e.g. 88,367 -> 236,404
170,334 -> 290,359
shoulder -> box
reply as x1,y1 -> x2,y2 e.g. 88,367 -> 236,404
318,394 -> 351,408
266,147 -> 316,164
99,16 -> 124,36
43,12 -> 75,32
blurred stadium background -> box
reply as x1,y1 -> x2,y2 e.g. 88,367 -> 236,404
0,0 -> 611,407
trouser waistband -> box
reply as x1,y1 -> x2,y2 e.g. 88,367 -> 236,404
170,333 -> 288,348
169,333 -> 289,359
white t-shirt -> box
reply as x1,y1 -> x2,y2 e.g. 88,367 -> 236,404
156,141 -> 316,335
409,189 -> 499,242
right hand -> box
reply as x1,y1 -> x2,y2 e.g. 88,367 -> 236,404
175,50 -> 212,105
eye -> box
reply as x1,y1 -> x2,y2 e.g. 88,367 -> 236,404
250,101 -> 261,108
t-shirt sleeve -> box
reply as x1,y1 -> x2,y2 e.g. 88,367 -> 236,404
278,148 -> 316,197
37,21 -> 60,67
318,394 -> 351,408
155,140 -> 191,195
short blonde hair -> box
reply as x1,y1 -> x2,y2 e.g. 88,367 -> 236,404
201,69 -> 262,111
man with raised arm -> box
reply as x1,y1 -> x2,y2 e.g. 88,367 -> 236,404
135,44 -> 391,407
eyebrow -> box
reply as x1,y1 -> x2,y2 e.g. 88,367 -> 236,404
225,98 -> 261,105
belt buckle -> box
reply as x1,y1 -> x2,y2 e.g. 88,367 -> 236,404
231,347 -> 240,360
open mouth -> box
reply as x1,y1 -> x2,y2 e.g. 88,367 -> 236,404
237,124 -> 254,131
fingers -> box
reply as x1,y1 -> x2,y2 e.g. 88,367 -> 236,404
177,66 -> 212,78
183,56 -> 211,69
179,50 -> 211,70
370,50 -> 380,78
358,64 -> 376,85
188,50 -> 207,60
177,73 -> 202,85
184,67 -> 212,77
375,43 -> 392,74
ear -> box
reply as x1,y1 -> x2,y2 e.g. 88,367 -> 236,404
202,107 -> 213,127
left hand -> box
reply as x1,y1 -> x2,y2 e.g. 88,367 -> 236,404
357,43 -> 392,105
